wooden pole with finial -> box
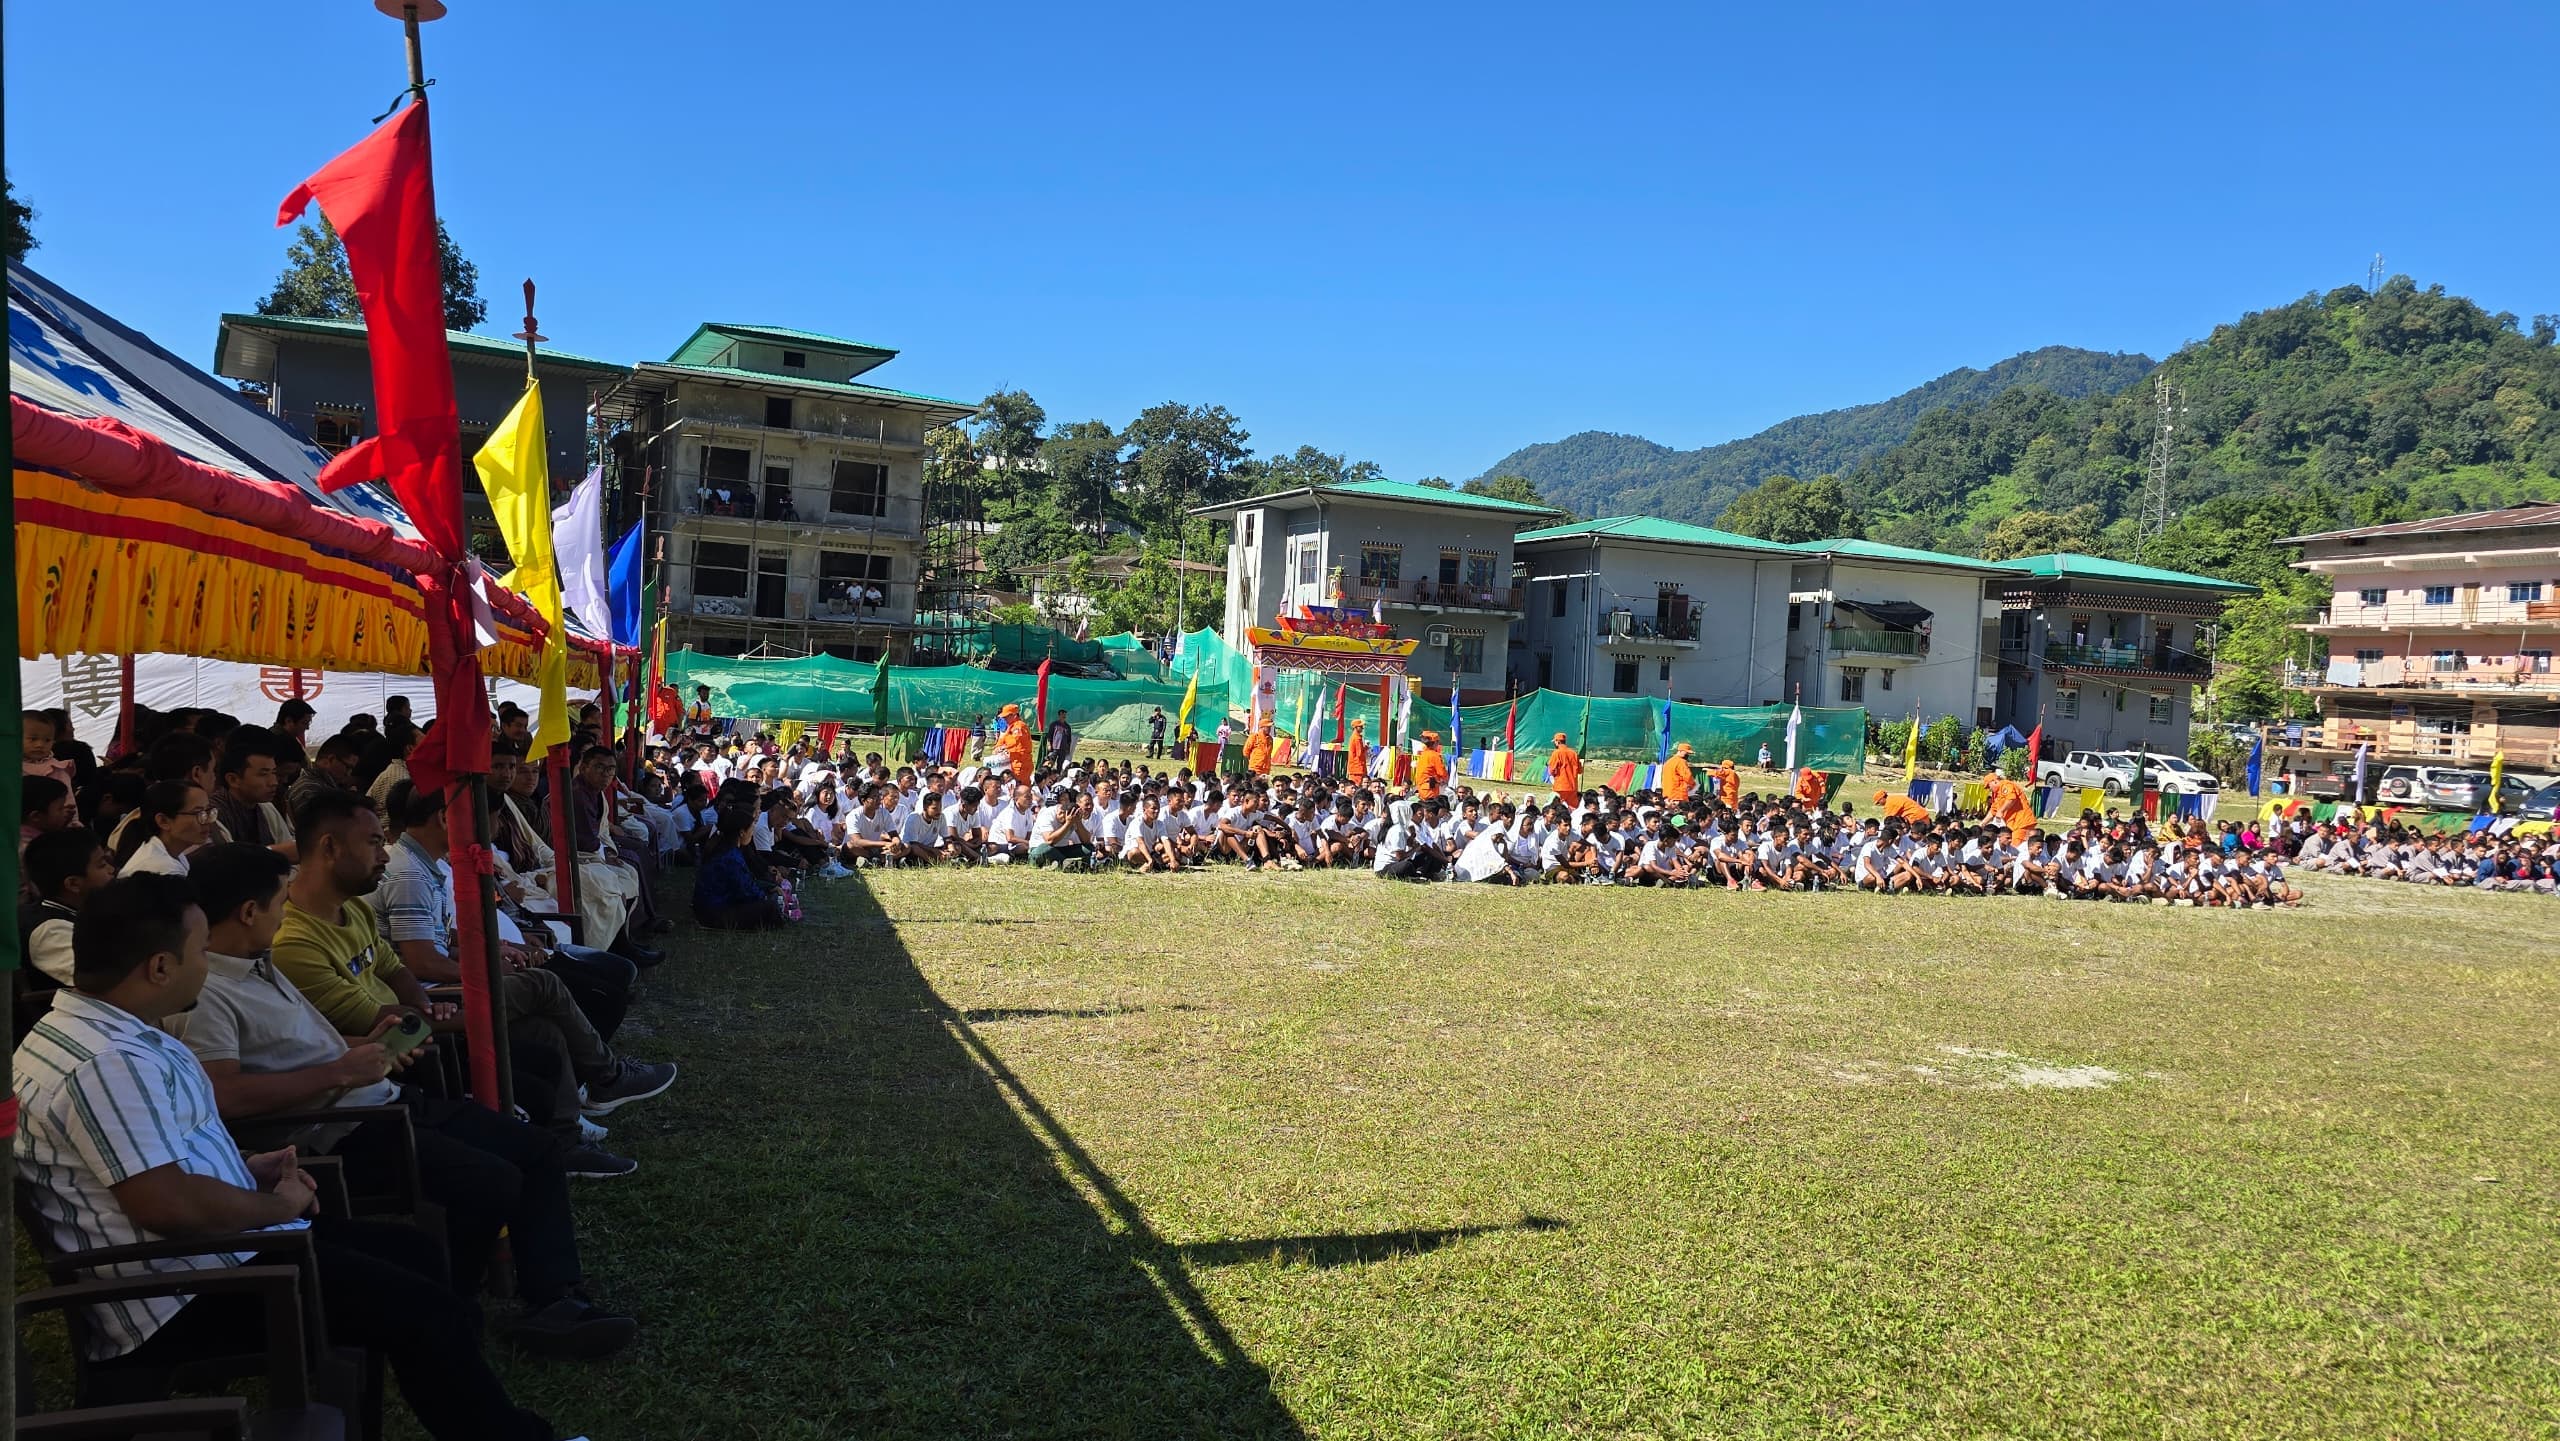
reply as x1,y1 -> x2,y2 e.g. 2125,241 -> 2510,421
518,279 -> 585,934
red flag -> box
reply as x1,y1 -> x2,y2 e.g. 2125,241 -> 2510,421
1034,657 -> 1053,735
1504,693 -> 1518,750
2024,722 -> 2043,770
278,101 -> 465,560
1332,683 -> 1347,752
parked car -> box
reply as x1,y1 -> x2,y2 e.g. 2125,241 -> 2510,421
2373,764 -> 2507,812
2036,750 -> 2140,793
2517,781 -> 2560,821
2103,751 -> 2221,796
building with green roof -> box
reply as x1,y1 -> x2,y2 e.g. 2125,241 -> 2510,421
1512,516 -> 1804,704
1774,535 -> 2017,730
1990,550 -> 2251,757
600,322 -> 980,660
1191,481 -> 1566,701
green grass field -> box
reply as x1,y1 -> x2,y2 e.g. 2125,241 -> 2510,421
454,865 -> 2556,1438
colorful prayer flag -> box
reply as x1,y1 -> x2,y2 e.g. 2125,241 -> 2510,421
474,381 -> 568,760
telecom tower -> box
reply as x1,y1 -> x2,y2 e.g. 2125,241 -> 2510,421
2366,253 -> 2386,292
2140,373 -> 2178,555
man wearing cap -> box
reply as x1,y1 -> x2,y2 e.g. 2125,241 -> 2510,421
1716,756 -> 1741,810
1547,732 -> 1581,804
1412,731 -> 1450,801
1661,742 -> 1696,804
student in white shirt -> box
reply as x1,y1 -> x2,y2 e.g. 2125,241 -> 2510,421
891,793 -> 952,866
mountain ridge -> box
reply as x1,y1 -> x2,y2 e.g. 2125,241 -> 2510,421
1474,345 -> 2157,524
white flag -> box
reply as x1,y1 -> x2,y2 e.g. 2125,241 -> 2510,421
1783,702 -> 1803,772
553,465 -> 612,639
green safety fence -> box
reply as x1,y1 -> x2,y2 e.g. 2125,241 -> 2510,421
664,650 -> 1227,745
931,620 -> 1113,669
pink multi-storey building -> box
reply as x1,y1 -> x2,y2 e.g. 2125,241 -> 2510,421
2280,503 -> 2560,768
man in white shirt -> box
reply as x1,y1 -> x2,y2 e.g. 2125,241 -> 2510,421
892,793 -> 952,865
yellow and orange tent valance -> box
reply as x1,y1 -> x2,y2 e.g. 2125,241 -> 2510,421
12,398 -> 602,689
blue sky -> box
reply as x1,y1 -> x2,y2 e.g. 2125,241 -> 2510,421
9,2 -> 2554,481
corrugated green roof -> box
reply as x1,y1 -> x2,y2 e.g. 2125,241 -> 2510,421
1793,536 -> 2018,573
634,361 -> 975,412
216,313 -> 627,373
1515,515 -> 1801,553
668,322 -> 897,366
1322,478 -> 1565,516
2001,551 -> 2253,593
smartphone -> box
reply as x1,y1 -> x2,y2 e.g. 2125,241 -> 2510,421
380,1013 -> 433,1060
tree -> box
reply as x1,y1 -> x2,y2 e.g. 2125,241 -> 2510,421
1241,445 -> 1380,496
4,174 -> 35,262
1715,474 -> 1864,544
972,390 -> 1048,503
1120,402 -> 1252,536
256,216 -> 488,332
1977,504 -> 2101,560
1461,473 -> 1554,510
1039,420 -> 1123,539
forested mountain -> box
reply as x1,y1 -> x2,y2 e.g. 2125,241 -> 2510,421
1472,346 -> 2155,523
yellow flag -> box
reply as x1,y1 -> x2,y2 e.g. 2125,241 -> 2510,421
474,380 -> 569,760
2488,750 -> 2504,813
1176,670 -> 1199,740
1902,713 -> 1921,783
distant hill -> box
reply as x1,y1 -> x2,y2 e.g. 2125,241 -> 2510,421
1474,346 -> 2156,524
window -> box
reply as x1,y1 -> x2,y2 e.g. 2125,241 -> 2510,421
2511,582 -> 2546,603
1788,603 -> 1802,631
2431,649 -> 2465,672
2054,688 -> 2080,720
2148,693 -> 2173,724
2525,650 -> 2553,673
1464,551 -> 1497,589
1445,629 -> 1485,676
1296,543 -> 1320,586
2423,585 -> 2455,605
754,552 -> 790,619
762,464 -> 794,519
829,459 -> 888,517
1241,514 -> 1256,548
2359,587 -> 2387,606
310,405 -> 365,455
702,445 -> 751,482
1611,658 -> 1639,694
781,350 -> 807,369
1838,666 -> 1866,703
1551,582 -> 1568,618
1358,544 -> 1401,587
819,551 -> 892,609
2354,648 -> 2384,664
1879,667 -> 1893,693
765,397 -> 795,429
1438,550 -> 1462,586
1658,661 -> 1672,683
693,540 -> 749,598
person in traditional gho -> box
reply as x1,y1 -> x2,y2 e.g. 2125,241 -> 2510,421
1244,718 -> 1275,777
1412,730 -> 1451,801
1346,718 -> 1368,785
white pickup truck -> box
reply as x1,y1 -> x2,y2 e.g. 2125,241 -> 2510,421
2035,749 -> 2220,796
2036,750 -> 2138,793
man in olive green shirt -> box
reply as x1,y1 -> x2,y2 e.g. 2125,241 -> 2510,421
269,803 -> 454,1035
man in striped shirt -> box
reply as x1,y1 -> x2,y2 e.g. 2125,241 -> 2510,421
13,873 -> 565,1440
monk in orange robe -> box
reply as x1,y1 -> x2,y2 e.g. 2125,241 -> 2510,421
1346,719 -> 1368,784
1547,732 -> 1582,802
1715,757 -> 1740,809
1985,771 -> 2036,843
1245,718 -> 1275,776
1661,742 -> 1697,803
996,702 -> 1035,781
1413,731 -> 1451,799
1794,766 -> 1829,810
1874,788 -> 1931,826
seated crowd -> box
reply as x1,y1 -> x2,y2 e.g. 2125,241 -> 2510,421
16,697 -> 689,1441
647,726 -> 2313,910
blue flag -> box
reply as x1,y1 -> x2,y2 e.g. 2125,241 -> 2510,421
2244,729 -> 2264,796
1658,697 -> 1675,762
1448,690 -> 1463,756
607,520 -> 645,647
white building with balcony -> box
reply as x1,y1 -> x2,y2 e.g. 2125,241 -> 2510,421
1991,553 -> 2250,759
1780,539 -> 2013,727
612,323 -> 976,659
2277,502 -> 2560,769
1512,516 -> 1798,704
1194,479 -> 1564,702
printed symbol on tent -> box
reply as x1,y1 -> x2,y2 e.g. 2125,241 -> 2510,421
259,667 -> 320,703
59,654 -> 121,719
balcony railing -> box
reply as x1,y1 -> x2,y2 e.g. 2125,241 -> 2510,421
673,473 -> 923,536
2044,641 -> 2209,677
1338,578 -> 1524,614
2313,655 -> 2560,691
1599,610 -> 1701,645
2310,597 -> 2560,630
1830,627 -> 1922,657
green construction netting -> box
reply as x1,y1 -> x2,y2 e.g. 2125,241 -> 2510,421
934,621 -> 1113,669
665,650 -> 1226,745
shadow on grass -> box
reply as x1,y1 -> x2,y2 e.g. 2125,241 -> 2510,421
1179,1216 -> 1570,1270
560,871 -> 1305,1439
959,1003 -> 1197,1023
